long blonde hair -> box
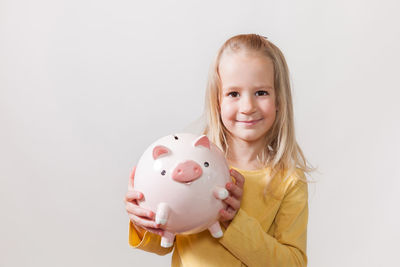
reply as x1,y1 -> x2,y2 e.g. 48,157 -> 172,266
203,34 -> 313,197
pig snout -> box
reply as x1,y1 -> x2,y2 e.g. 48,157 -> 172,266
171,160 -> 202,183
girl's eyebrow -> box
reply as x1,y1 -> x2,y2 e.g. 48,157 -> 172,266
222,86 -> 240,91
254,84 -> 274,89
222,85 -> 274,91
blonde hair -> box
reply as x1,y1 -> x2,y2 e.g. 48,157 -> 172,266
203,34 -> 314,197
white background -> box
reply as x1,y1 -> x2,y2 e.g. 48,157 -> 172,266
1,0 -> 399,266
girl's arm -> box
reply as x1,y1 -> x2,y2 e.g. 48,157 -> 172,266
129,221 -> 174,255
219,177 -> 308,267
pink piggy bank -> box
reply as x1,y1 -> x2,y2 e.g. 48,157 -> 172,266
134,133 -> 231,248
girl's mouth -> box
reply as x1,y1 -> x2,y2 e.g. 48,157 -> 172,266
236,118 -> 263,125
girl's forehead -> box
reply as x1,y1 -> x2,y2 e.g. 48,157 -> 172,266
220,49 -> 269,62
218,52 -> 274,88
219,51 -> 273,72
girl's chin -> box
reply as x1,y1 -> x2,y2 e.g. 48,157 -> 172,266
232,132 -> 266,143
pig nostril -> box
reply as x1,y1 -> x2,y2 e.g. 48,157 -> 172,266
178,169 -> 182,174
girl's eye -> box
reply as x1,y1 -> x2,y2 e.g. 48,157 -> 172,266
227,92 -> 239,97
256,90 -> 269,96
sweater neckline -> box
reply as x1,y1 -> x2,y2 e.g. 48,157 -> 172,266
229,166 -> 270,175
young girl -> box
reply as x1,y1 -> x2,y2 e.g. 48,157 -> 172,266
125,34 -> 312,266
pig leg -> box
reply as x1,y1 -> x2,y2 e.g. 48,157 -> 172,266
161,231 -> 175,248
213,186 -> 229,200
155,202 -> 170,225
156,203 -> 174,247
208,221 -> 223,238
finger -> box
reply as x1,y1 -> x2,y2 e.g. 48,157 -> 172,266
128,166 -> 136,190
133,223 -> 164,236
219,208 -> 236,222
230,169 -> 245,188
226,182 -> 243,199
224,204 -> 235,214
125,202 -> 155,219
125,190 -> 143,202
142,226 -> 164,236
129,214 -> 160,229
223,196 -> 241,211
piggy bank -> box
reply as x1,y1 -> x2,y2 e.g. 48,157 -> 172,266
134,133 -> 231,248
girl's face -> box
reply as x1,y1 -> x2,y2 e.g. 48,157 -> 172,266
219,52 -> 277,144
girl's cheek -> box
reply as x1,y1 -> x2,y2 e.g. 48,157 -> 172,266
262,99 -> 277,112
221,106 -> 235,121
221,98 -> 236,111
220,110 -> 234,129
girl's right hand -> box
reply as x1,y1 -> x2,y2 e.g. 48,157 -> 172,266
124,166 -> 164,236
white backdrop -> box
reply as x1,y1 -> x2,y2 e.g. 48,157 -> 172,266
1,0 -> 399,266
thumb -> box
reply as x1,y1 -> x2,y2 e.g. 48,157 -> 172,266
128,166 -> 136,190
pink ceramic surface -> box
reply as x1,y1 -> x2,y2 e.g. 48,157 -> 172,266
134,133 -> 231,247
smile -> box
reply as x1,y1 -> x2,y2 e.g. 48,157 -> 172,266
236,118 -> 263,125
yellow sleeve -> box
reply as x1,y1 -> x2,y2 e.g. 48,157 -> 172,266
219,180 -> 308,267
128,221 -> 174,256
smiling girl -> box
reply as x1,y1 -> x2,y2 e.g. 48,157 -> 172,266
125,33 -> 313,266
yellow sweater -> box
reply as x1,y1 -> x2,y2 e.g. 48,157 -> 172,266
129,167 -> 308,267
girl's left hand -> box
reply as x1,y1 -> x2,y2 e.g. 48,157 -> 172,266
219,169 -> 245,228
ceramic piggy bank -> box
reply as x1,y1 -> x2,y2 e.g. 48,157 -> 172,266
134,133 -> 231,248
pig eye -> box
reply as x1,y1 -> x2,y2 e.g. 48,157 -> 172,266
204,162 -> 209,167
161,170 -> 166,175
174,135 -> 179,140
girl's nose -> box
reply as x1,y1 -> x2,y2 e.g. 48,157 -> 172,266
240,95 -> 256,114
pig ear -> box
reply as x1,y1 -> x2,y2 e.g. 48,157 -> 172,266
152,145 -> 170,160
193,135 -> 210,149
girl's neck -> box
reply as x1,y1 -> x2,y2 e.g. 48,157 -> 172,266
226,136 -> 266,171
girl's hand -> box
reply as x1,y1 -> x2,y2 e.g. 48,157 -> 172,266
124,166 -> 164,236
219,169 -> 245,228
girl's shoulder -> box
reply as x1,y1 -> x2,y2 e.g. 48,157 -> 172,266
281,167 -> 307,183
268,168 -> 308,200
281,168 -> 308,196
